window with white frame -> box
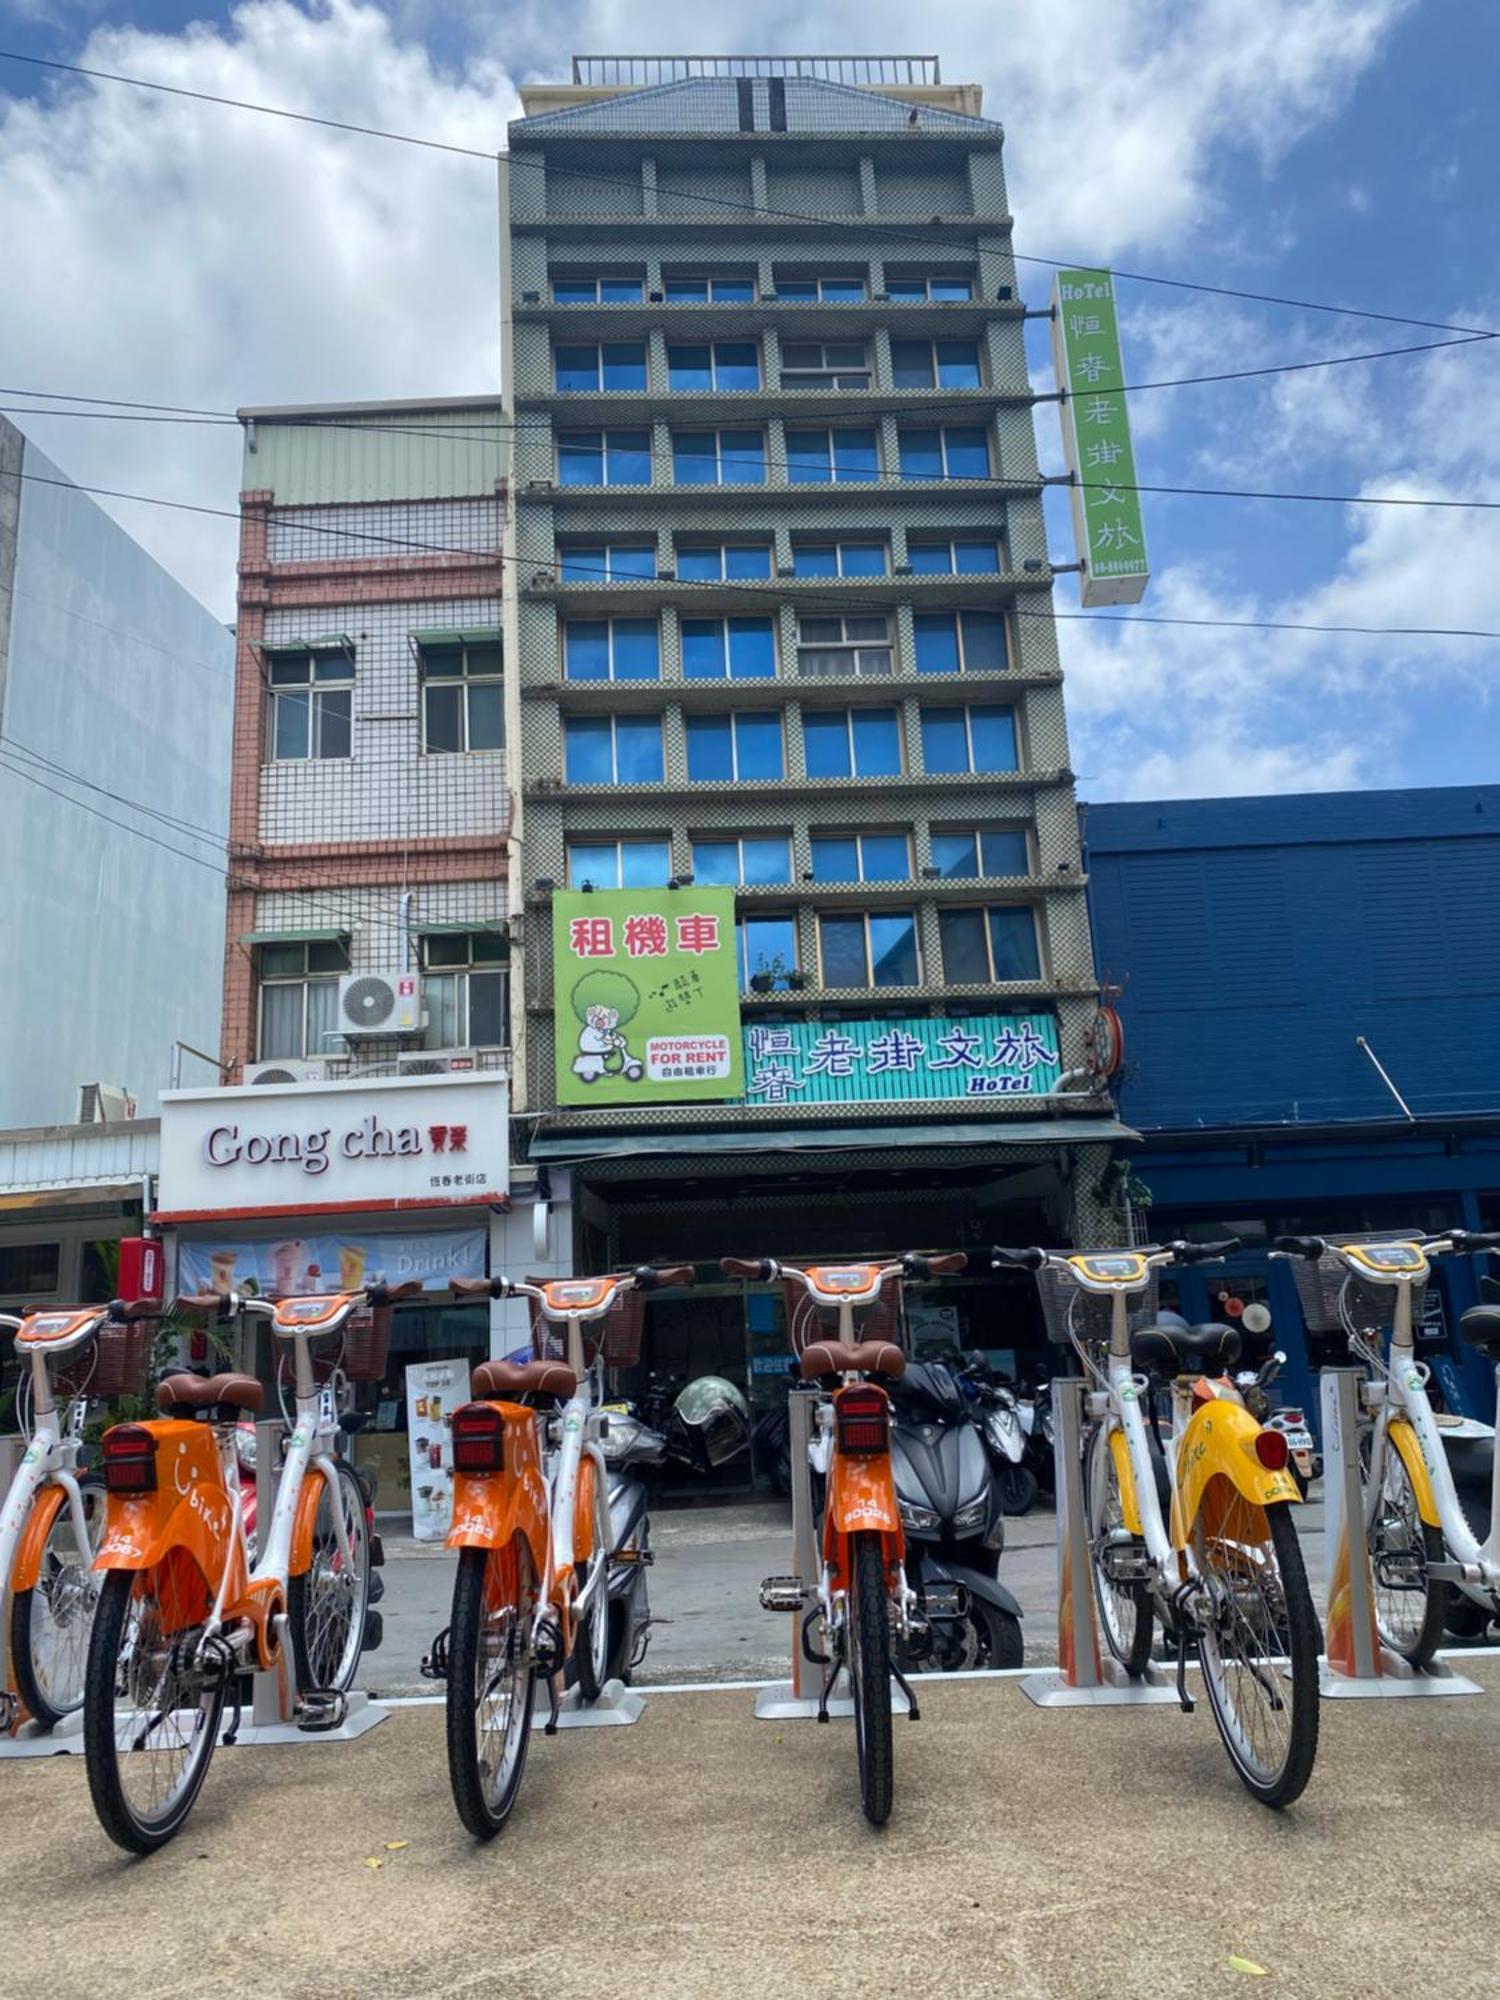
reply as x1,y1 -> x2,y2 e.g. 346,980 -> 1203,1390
802,707 -> 903,777
920,704 -> 1019,774
690,834 -> 793,886
908,537 -> 1003,575
891,339 -> 983,389
685,711 -> 785,781
565,838 -> 673,889
774,273 -> 867,301
421,933 -> 509,1049
885,273 -> 975,301
818,911 -> 921,989
419,635 -> 504,753
898,425 -> 991,480
682,616 -> 777,680
792,541 -> 887,578
663,272 -> 756,302
671,429 -> 766,485
912,609 -> 1009,674
551,272 -> 645,303
779,340 -> 871,389
563,618 -> 660,682
786,427 -> 880,483
796,612 -> 893,677
563,715 -> 665,784
938,907 -> 1042,983
675,542 -> 774,580
257,940 -> 348,1060
264,646 -> 353,762
931,827 -> 1032,878
553,342 -> 647,392
666,342 -> 760,391
809,831 -> 912,882
558,430 -> 653,485
558,543 -> 657,583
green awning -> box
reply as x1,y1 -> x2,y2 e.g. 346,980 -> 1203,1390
416,920 -> 508,935
529,1117 -> 1137,1163
239,926 -> 350,947
253,633 -> 354,655
409,627 -> 502,646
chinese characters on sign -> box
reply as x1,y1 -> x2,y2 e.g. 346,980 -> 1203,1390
553,888 -> 744,1106
1050,269 -> 1150,607
738,1014 -> 1061,1106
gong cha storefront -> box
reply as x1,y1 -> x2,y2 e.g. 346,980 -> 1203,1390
155,1073 -> 513,1528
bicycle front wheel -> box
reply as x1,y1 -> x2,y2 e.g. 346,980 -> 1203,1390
1085,1422 -> 1154,1675
446,1540 -> 536,1839
288,1459 -> 371,1696
84,1563 -> 226,1854
848,1533 -> 893,1826
1365,1434 -> 1446,1668
9,1475 -> 105,1727
1196,1499 -> 1319,1809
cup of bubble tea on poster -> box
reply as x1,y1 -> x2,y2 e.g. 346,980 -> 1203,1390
339,1242 -> 367,1292
209,1249 -> 237,1294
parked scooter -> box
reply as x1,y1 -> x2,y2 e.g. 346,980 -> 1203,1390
1018,1378 -> 1057,1497
637,1370 -> 751,1475
887,1359 -> 1024,1670
596,1403 -> 667,1683
1231,1350 -> 1316,1498
953,1358 -> 1040,1515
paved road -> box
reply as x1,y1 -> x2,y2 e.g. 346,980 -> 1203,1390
14,1662 -> 1500,1998
363,1495 -> 1353,1695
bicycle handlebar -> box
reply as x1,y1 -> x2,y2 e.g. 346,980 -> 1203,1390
1167,1237 -> 1243,1265
109,1297 -> 166,1321
902,1251 -> 967,1279
989,1246 -> 1047,1271
1271,1236 -> 1326,1260
634,1264 -> 696,1290
720,1257 -> 776,1281
1447,1229 -> 1500,1255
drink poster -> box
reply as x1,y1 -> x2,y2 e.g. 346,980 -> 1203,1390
405,1356 -> 471,1543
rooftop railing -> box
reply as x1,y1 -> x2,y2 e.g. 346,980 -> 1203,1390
570,56 -> 941,87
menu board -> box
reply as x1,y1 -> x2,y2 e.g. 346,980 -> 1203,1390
404,1356 -> 471,1543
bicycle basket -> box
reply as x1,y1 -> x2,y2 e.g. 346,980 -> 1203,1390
1035,1265 -> 1159,1346
781,1276 -> 901,1357
1290,1236 -> 1427,1337
311,1304 -> 393,1384
527,1280 -> 645,1369
54,1316 -> 156,1400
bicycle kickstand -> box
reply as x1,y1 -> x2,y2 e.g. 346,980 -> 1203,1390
890,1660 -> 922,1723
543,1671 -> 562,1737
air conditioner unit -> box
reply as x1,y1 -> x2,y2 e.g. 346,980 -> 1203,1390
337,970 -> 425,1040
77,1083 -> 136,1124
397,1050 -> 479,1077
243,1060 -> 327,1086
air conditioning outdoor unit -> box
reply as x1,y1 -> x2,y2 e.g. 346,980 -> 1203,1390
243,1060 -> 328,1086
77,1083 -> 136,1124
337,970 -> 425,1040
397,1050 -> 479,1077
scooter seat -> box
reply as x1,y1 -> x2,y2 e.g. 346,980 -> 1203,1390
799,1340 -> 906,1381
472,1358 -> 578,1401
1458,1304 -> 1500,1359
155,1371 -> 266,1416
1130,1323 -> 1241,1378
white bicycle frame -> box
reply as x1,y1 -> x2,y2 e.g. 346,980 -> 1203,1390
0,1314 -> 102,1706
1311,1240 -> 1500,1602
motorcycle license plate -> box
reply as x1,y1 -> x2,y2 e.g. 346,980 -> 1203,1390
1282,1430 -> 1313,1451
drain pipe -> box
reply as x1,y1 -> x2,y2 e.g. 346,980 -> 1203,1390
398,890 -> 413,973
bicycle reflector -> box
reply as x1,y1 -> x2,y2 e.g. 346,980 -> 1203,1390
452,1403 -> 505,1474
835,1385 -> 890,1457
1254,1429 -> 1290,1473
102,1424 -> 157,1494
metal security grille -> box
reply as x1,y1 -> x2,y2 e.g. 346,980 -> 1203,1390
571,57 -> 942,86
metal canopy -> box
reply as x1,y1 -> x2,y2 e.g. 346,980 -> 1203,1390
530,1117 -> 1135,1163
238,927 -> 349,947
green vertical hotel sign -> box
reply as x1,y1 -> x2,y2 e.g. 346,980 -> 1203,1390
1051,269 -> 1150,607
553,887 -> 744,1106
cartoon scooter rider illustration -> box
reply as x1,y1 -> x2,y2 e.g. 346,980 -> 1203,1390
570,970 -> 645,1084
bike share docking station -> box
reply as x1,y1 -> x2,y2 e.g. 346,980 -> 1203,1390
1020,1377 -> 1180,1709
1319,1367 -> 1482,1700
754,1386 -> 910,1722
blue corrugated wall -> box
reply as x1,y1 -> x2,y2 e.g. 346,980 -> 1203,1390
1084,786 -> 1500,1132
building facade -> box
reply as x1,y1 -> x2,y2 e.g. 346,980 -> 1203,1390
1085,785 -> 1500,1425
500,56 -> 1125,1431
0,415 -> 234,1125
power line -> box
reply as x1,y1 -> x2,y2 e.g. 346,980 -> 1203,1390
2,47 -> 1493,342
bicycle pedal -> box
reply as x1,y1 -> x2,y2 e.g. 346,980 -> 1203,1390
419,1627 -> 450,1681
295,1689 -> 348,1733
760,1575 -> 807,1614
919,1584 -> 964,1621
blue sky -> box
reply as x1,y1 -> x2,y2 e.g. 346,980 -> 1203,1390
1,0 -> 1495,799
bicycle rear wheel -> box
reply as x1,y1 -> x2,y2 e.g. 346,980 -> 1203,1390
1085,1422 -> 1154,1675
9,1475 -> 105,1727
446,1540 -> 536,1839
84,1562 -> 227,1853
1196,1499 -> 1319,1809
1364,1434 -> 1446,1669
848,1533 -> 893,1826
288,1459 -> 371,1696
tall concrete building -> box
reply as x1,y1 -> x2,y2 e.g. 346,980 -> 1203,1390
502,54 -> 1127,1386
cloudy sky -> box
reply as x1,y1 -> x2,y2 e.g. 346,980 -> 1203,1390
1,0 -> 1496,800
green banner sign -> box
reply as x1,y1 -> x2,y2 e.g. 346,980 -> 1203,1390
553,887 -> 744,1106
738,1013 -> 1061,1106
1051,269 -> 1150,607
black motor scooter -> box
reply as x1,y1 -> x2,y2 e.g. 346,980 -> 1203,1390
888,1359 -> 1024,1670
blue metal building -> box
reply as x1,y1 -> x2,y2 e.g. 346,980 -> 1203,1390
1084,785 -> 1500,1424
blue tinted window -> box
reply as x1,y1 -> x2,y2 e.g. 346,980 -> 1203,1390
611,545 -> 657,580
735,712 -> 783,778
668,344 -> 712,391
614,716 -> 664,782
891,340 -> 934,388
715,343 -> 760,390
810,835 -> 859,881
567,844 -> 620,888
714,277 -> 755,301
914,613 -> 960,674
899,428 -> 942,481
870,913 -> 919,987
561,546 -> 604,584
862,833 -> 910,880
787,431 -> 832,484
672,433 -> 713,483
553,279 -> 597,303
833,429 -> 878,478
936,341 -> 981,388
938,909 -> 989,983
793,545 -> 838,578
740,916 -> 798,990
611,620 -> 659,681
823,278 -> 865,300
963,610 -> 1008,670
608,431 -> 651,483
621,839 -> 670,886
564,622 -> 609,682
677,548 -> 723,580
908,542 -> 953,574
720,430 -> 765,482
603,343 -> 646,390
944,427 -> 989,477
819,917 -> 867,987
930,277 -> 973,300
990,909 -> 1040,980
970,706 -> 1018,771
601,276 -> 643,302
555,345 -> 599,392
559,432 -> 603,484
803,710 -> 851,778
981,830 -> 1030,875
686,715 -> 733,780
851,707 -> 901,775
886,278 -> 925,299
776,279 -> 817,300
682,620 -> 727,680
921,708 -> 969,773
955,541 -> 998,573
841,544 -> 886,576
932,831 -> 980,877
728,618 -> 775,678
742,836 -> 792,884
665,278 -> 709,301
691,841 -> 740,885
725,544 -> 772,578
564,716 -> 612,782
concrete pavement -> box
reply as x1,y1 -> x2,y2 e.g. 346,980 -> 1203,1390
11,1659 -> 1500,1999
